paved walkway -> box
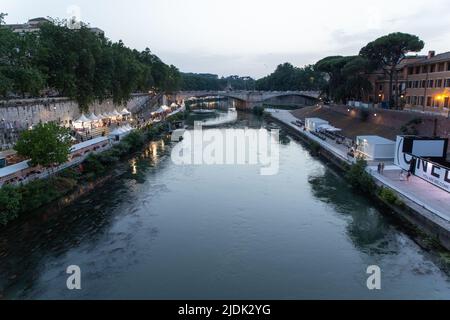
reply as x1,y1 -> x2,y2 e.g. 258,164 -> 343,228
266,109 -> 450,224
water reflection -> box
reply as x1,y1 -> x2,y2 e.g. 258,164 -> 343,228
0,111 -> 449,299
308,169 -> 398,254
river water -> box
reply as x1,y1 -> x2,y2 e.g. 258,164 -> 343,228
0,110 -> 449,299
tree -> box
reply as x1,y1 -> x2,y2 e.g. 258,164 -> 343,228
316,56 -> 372,103
0,12 -> 6,25
256,63 -> 325,91
360,33 -> 424,108
0,185 -> 22,225
15,122 -> 72,167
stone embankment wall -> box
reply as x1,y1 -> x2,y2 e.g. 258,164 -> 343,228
330,105 -> 450,138
0,94 -> 152,148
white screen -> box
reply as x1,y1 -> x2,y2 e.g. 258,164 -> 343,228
412,140 -> 445,157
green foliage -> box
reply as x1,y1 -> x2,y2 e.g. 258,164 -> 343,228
0,16 -> 180,108
0,185 -> 22,225
180,73 -> 256,91
14,122 -> 72,167
309,141 -> 321,154
316,56 -> 373,103
378,187 -> 403,207
83,154 -> 106,176
122,130 -> 145,150
252,105 -> 265,116
256,63 -> 326,91
360,32 -> 424,107
346,158 -> 376,194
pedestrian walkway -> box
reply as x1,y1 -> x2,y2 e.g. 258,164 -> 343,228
266,109 -> 450,225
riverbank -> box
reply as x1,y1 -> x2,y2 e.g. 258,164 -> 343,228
0,112 -> 184,228
266,109 -> 450,251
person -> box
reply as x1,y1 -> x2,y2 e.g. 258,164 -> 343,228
406,171 -> 412,182
377,163 -> 381,174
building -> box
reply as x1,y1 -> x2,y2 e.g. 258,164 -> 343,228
5,17 -> 105,37
5,17 -> 51,34
366,56 -> 426,105
403,51 -> 450,110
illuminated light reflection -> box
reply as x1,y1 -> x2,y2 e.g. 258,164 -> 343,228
130,159 -> 137,175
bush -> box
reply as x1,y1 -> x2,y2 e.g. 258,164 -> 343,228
18,179 -> 60,213
122,131 -> 145,151
310,141 -> 321,154
0,185 -> 22,225
253,106 -> 265,116
378,187 -> 404,207
346,158 -> 376,194
83,154 -> 106,176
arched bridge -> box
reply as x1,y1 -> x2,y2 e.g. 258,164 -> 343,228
174,90 -> 320,109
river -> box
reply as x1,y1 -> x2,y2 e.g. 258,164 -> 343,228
0,110 -> 449,299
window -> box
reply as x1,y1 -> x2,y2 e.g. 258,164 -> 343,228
447,63 -> 450,71
414,81 -> 419,88
408,67 -> 414,75
445,79 -> 450,88
419,96 -> 425,106
415,66 -> 421,74
445,97 -> 449,109
436,79 -> 443,87
428,80 -> 434,88
438,63 -> 445,72
422,80 -> 427,88
430,64 -> 436,73
406,96 -> 411,104
412,96 -> 418,105
422,65 -> 428,73
427,96 -> 432,107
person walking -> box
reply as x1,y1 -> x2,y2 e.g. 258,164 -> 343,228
377,163 -> 381,174
381,162 -> 385,175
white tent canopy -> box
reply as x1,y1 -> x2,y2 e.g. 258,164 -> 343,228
88,113 -> 100,121
120,108 -> 131,115
318,124 -> 342,132
74,114 -> 91,123
113,110 -> 122,117
170,103 -> 178,108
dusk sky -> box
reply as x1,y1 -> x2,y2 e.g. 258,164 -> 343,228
3,0 -> 450,78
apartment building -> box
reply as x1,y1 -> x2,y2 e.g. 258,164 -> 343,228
5,17 -> 105,37
404,51 -> 450,110
367,56 -> 425,105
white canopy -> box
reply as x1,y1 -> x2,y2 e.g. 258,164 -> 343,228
120,108 -> 131,115
156,105 -> 171,114
170,103 -> 178,108
112,110 -> 121,117
109,125 -> 134,137
74,114 -> 91,123
318,124 -> 342,132
88,113 -> 100,121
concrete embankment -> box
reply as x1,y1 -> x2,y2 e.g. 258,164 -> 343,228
266,109 -> 450,251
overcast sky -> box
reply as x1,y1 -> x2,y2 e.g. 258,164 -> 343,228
3,0 -> 450,78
